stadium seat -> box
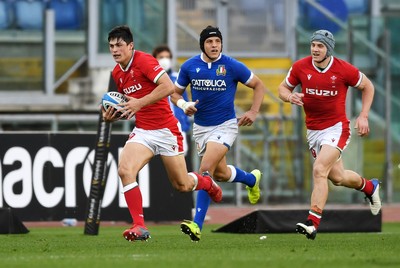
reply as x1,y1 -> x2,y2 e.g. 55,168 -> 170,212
102,0 -> 126,31
0,2 -> 9,29
0,1 -> 11,29
343,0 -> 369,15
48,0 -> 83,30
299,0 -> 348,34
14,0 -> 45,30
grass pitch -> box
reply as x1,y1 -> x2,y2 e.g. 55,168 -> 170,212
0,223 -> 399,268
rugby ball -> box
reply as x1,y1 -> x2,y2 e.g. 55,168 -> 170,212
101,91 -> 128,117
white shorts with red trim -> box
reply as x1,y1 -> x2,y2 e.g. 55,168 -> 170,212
126,126 -> 184,156
306,121 -> 351,159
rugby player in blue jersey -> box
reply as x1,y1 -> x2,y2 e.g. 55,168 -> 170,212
171,25 -> 266,241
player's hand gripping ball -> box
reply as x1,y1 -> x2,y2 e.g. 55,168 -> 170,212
101,92 -> 128,118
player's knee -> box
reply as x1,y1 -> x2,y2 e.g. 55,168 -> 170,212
199,163 -> 213,175
312,164 -> 329,180
118,165 -> 126,177
118,164 -> 133,182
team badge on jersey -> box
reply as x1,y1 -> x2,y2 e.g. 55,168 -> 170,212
216,65 -> 226,76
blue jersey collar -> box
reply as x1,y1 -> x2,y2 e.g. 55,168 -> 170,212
200,52 -> 222,69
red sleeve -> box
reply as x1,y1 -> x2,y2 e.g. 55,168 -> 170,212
342,60 -> 361,87
138,53 -> 165,83
285,61 -> 302,88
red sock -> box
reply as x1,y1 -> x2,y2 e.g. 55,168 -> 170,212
190,172 -> 212,191
123,182 -> 145,226
307,205 -> 322,229
358,177 -> 374,195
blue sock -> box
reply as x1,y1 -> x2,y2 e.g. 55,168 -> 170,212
193,190 -> 210,230
232,166 -> 256,187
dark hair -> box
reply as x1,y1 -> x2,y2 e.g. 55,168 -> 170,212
152,45 -> 173,58
108,25 -> 133,44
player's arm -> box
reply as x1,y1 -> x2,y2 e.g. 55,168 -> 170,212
142,72 -> 175,104
238,74 -> 265,126
170,85 -> 184,103
354,73 -> 374,137
171,85 -> 198,116
278,79 -> 304,106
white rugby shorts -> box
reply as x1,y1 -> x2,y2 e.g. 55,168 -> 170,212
193,118 -> 238,157
306,121 -> 351,159
126,126 -> 184,156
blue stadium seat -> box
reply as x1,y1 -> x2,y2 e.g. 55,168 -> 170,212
102,0 -> 126,31
343,0 -> 369,15
48,0 -> 83,30
14,0 -> 45,30
0,1 -> 11,29
299,0 -> 349,34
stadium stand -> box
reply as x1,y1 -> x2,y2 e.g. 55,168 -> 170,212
102,0 -> 126,32
49,0 -> 83,30
298,0 -> 349,34
343,0 -> 370,15
0,0 -> 12,29
14,0 -> 45,30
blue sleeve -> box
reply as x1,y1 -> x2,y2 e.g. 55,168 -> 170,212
172,74 -> 191,132
175,61 -> 191,88
232,59 -> 252,85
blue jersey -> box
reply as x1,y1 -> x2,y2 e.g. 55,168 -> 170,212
168,70 -> 191,132
175,54 -> 252,126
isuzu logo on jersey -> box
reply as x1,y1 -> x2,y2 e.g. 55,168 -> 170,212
123,83 -> 142,94
306,88 -> 338,96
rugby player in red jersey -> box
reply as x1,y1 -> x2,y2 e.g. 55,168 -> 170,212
278,29 -> 381,240
102,25 -> 222,242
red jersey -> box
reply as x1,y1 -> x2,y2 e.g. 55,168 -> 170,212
285,56 -> 362,130
111,50 -> 178,130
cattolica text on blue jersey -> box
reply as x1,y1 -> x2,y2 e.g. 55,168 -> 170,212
191,79 -> 226,87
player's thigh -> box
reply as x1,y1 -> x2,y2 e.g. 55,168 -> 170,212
161,154 -> 189,184
313,145 -> 341,176
200,142 -> 229,173
119,142 -> 154,174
